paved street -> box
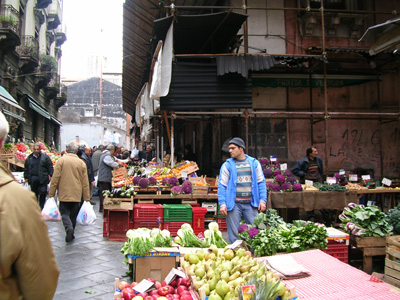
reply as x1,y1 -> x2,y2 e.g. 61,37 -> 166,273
46,196 -> 128,300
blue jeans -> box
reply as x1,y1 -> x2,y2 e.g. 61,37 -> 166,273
226,202 -> 259,244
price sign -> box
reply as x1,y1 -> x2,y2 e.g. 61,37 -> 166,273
349,174 -> 358,182
181,171 -> 188,178
280,163 -> 287,171
339,169 -> 345,175
362,175 -> 371,181
270,155 -> 277,162
144,167 -> 152,175
367,201 -> 375,206
327,177 -> 337,185
305,180 -> 313,186
382,177 -> 392,187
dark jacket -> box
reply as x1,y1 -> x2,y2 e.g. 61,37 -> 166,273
24,152 -> 54,185
292,156 -> 324,184
81,153 -> 95,184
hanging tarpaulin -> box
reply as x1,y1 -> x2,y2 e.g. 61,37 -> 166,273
135,83 -> 148,128
141,120 -> 152,142
150,22 -> 173,114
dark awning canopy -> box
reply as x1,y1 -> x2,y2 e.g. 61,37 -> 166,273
153,11 -> 248,55
26,95 -> 51,119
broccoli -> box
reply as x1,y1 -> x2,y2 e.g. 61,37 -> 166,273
388,204 -> 400,234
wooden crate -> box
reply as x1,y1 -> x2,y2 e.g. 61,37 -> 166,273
350,235 -> 386,274
104,196 -> 134,210
385,236 -> 400,287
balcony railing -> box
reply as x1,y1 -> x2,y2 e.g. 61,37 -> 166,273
16,35 -> 39,60
47,1 -> 61,30
0,4 -> 20,36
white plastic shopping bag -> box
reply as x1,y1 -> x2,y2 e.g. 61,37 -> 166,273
41,197 -> 61,221
76,201 -> 96,225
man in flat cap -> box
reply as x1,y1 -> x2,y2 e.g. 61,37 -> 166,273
218,137 -> 267,243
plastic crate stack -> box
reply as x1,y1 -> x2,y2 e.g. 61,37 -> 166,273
217,204 -> 227,232
133,204 -> 163,230
163,204 -> 193,236
106,210 -> 132,241
192,207 -> 207,235
321,228 -> 349,263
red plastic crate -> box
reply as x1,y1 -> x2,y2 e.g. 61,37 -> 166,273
164,221 -> 191,236
133,204 -> 163,222
322,240 -> 348,263
103,218 -> 109,237
192,207 -> 207,235
133,220 -> 162,230
188,203 -> 200,207
217,218 -> 227,232
108,210 -> 130,241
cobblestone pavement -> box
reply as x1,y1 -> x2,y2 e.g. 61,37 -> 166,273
46,196 -> 128,300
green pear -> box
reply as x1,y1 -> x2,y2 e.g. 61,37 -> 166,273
220,270 -> 230,282
235,248 -> 245,257
195,266 -> 206,279
196,249 -> 205,260
228,271 -> 240,281
223,249 -> 235,260
216,280 -> 230,297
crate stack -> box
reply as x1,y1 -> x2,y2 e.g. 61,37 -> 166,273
163,204 -> 193,236
201,203 -> 217,228
192,207 -> 207,235
217,204 -> 227,232
133,204 -> 163,229
321,227 -> 349,263
107,210 -> 132,241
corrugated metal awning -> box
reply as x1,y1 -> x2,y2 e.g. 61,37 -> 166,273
2,109 -> 25,122
160,62 -> 252,111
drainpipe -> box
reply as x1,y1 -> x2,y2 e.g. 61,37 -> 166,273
243,0 -> 248,54
171,114 -> 175,167
321,0 -> 329,177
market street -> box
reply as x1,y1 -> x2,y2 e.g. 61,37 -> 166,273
46,196 -> 128,300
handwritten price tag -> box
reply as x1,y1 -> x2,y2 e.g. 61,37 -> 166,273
349,174 -> 358,182
382,178 -> 392,187
280,163 -> 287,171
339,169 -> 345,175
305,180 -> 313,186
270,155 -> 277,162
362,175 -> 371,180
327,177 -> 337,185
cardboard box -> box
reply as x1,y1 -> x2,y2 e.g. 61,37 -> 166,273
129,247 -> 180,283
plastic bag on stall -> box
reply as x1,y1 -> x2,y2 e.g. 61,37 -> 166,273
76,201 -> 96,226
41,197 -> 61,222
23,182 -> 31,191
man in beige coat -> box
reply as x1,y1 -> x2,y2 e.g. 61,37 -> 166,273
0,112 -> 59,299
49,141 -> 91,242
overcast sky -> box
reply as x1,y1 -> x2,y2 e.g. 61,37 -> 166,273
60,0 -> 124,79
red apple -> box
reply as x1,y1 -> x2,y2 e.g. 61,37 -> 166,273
155,281 -> 162,289
137,292 -> 148,298
170,278 -> 178,287
122,287 -> 136,300
166,295 -> 175,300
180,294 -> 193,300
177,286 -> 188,295
131,282 -> 138,289
158,286 -> 171,296
173,295 -> 180,300
149,290 -> 160,296
151,295 -> 159,300
144,297 -> 153,300
146,278 -> 156,284
119,281 -> 130,291
161,280 -> 167,287
177,277 -> 191,288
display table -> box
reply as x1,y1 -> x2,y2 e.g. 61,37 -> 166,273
257,249 -> 400,300
357,189 -> 400,210
267,191 -> 358,211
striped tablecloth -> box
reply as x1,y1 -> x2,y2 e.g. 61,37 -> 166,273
257,249 -> 400,300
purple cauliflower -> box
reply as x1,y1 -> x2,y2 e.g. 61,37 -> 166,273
292,183 -> 303,191
148,176 -> 157,185
280,183 -> 292,191
286,176 -> 297,185
275,174 -> 286,184
171,185 -> 182,195
283,169 -> 292,177
259,158 -> 270,166
238,224 -> 249,233
339,175 -> 345,182
168,176 -> 179,186
139,178 -> 150,188
273,169 -> 282,177
263,168 -> 273,178
182,180 -> 192,187
334,173 -> 340,179
162,177 -> 169,185
340,180 -> 348,186
133,176 -> 142,185
269,183 -> 280,192
182,184 -> 192,194
248,227 -> 260,239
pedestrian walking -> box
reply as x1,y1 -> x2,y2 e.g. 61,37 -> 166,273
49,141 -> 91,243
218,137 -> 267,244
24,143 -> 54,209
92,144 -> 105,176
0,112 -> 59,299
97,144 -> 122,212
79,145 -> 96,205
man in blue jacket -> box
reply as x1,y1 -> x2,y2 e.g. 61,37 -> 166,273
218,137 -> 267,243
